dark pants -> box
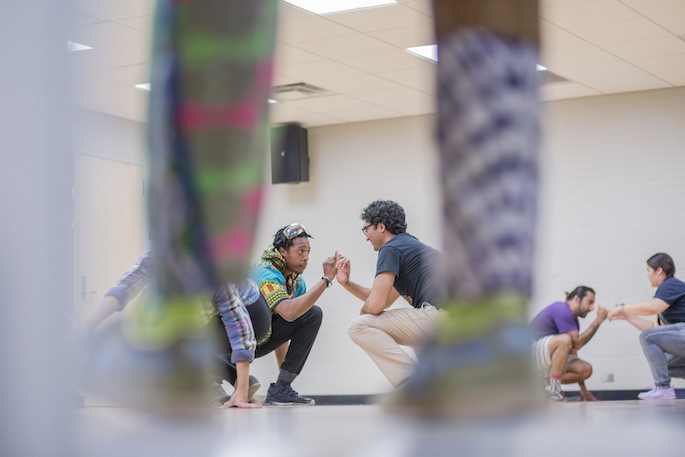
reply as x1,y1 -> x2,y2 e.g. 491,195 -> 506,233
216,301 -> 323,384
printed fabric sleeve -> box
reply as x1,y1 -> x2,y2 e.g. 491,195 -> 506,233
213,283 -> 256,363
252,267 -> 290,312
105,249 -> 153,309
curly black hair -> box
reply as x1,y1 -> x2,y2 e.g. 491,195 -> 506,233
360,199 -> 407,235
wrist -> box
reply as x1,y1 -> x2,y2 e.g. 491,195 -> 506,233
321,276 -> 332,288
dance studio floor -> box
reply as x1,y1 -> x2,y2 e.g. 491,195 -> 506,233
74,399 -> 685,457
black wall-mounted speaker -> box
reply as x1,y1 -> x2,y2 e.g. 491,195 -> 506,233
270,123 -> 309,184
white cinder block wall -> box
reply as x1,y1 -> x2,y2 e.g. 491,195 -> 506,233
81,86 -> 685,396
251,86 -> 685,395
533,87 -> 685,392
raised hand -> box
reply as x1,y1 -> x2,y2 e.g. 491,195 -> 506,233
607,304 -> 626,321
596,305 -> 608,322
323,253 -> 337,281
335,251 -> 350,285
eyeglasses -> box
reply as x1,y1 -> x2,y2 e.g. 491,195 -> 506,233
283,222 -> 308,239
361,223 -> 375,236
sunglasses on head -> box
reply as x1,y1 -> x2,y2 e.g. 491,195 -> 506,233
283,222 -> 309,239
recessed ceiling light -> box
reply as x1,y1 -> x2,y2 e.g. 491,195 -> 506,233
407,44 -> 548,72
406,44 -> 437,62
67,41 -> 93,52
283,0 -> 396,15
268,98 -> 278,104
134,83 -> 151,92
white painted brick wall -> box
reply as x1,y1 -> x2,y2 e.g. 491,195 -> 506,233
251,87 -> 685,395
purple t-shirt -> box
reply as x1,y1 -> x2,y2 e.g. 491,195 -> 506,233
529,301 -> 579,341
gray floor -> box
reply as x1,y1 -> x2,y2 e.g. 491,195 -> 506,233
74,400 -> 685,457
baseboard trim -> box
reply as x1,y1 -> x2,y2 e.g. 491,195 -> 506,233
309,390 -> 684,405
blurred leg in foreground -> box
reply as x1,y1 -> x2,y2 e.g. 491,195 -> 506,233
394,0 -> 542,417
84,0 -> 277,413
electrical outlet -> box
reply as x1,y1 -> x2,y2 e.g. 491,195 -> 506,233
601,373 -> 614,383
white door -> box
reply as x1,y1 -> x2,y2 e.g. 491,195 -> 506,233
77,155 -> 144,324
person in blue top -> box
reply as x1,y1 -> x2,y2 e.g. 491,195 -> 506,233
529,286 -> 608,401
250,223 -> 337,406
608,252 -> 685,400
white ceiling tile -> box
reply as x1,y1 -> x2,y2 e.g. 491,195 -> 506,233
95,64 -> 149,86
403,0 -> 432,16
71,21 -> 150,49
542,27 -> 593,55
355,88 -> 435,115
619,0 -> 685,17
275,42 -> 327,66
277,16 -> 356,44
545,45 -> 621,69
369,24 -> 434,48
651,13 -> 685,35
376,66 -> 435,94
317,73 -> 403,94
602,36 -> 685,60
554,61 -> 672,93
569,18 -> 670,45
294,34 -> 397,59
540,81 -> 601,101
632,53 -> 685,85
540,0 -> 643,28
271,73 -> 300,87
324,5 -> 430,33
286,95 -> 370,112
277,2 -> 313,21
324,105 -> 404,122
73,0 -> 155,21
117,16 -> 154,33
276,60 -> 364,84
344,50 -> 431,73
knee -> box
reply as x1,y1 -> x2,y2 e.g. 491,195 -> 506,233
305,305 -> 323,327
581,362 -> 593,380
348,315 -> 371,342
557,333 -> 573,352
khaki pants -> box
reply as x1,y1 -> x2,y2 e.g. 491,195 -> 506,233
348,304 -> 441,387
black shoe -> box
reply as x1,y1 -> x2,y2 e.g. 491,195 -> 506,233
264,382 -> 315,406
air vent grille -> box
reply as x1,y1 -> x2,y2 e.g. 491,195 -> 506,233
272,82 -> 330,101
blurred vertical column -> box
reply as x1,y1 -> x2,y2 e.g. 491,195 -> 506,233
394,0 -> 542,417
0,1 -> 74,456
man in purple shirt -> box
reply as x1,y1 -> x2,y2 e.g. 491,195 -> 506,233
530,286 -> 608,401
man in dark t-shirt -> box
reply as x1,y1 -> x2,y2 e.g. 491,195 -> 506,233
336,199 -> 444,387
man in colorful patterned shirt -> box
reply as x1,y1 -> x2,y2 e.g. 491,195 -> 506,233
250,223 -> 336,406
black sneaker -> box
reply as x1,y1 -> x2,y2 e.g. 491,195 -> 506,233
264,382 -> 315,406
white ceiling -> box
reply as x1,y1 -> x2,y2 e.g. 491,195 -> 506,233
70,0 -> 685,127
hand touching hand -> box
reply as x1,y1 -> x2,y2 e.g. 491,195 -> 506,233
335,251 -> 350,285
596,305 -> 608,322
607,304 -> 626,321
323,253 -> 337,281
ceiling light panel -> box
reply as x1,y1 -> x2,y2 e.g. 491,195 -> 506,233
283,0 -> 397,15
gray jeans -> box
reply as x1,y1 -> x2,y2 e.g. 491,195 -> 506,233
639,322 -> 685,387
